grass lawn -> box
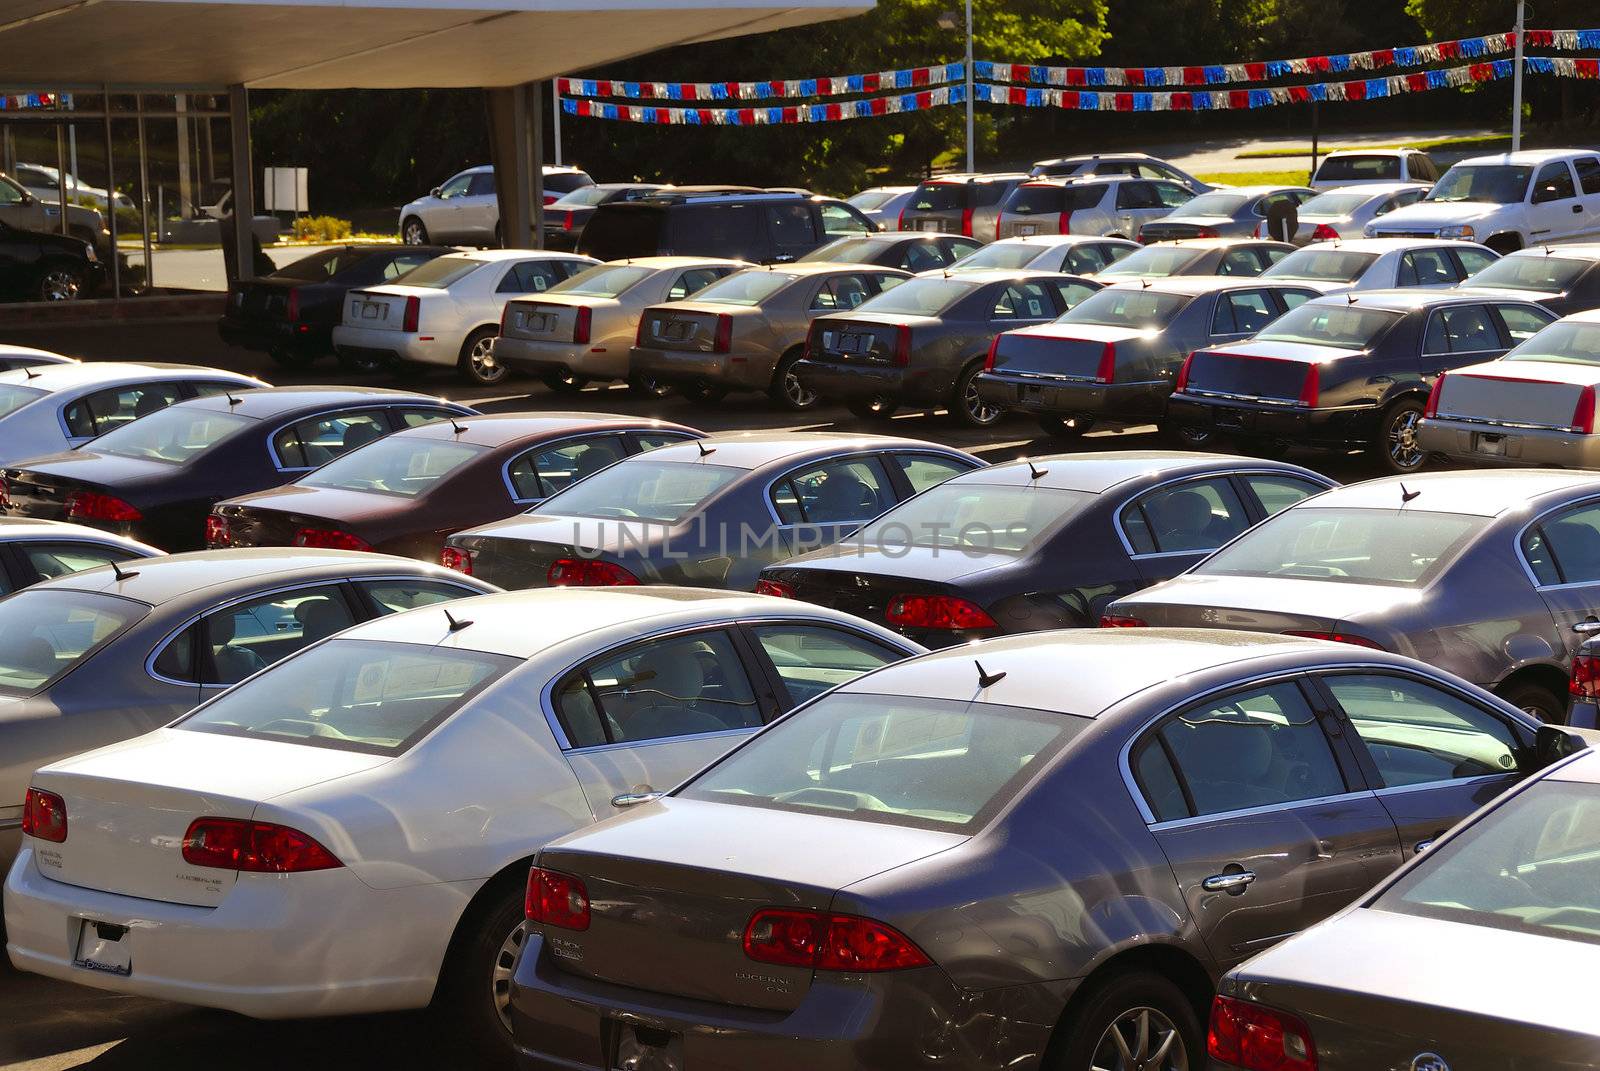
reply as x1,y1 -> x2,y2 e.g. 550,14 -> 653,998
1195,168 -> 1310,186
1235,133 -> 1511,160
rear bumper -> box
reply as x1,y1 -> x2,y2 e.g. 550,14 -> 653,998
630,345 -> 771,390
496,335 -> 628,380
793,359 -> 945,406
331,324 -> 456,367
217,314 -> 329,355
1416,417 -> 1600,468
976,372 -> 1168,420
1167,394 -> 1378,448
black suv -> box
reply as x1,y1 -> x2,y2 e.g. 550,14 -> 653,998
0,220 -> 102,302
576,188 -> 878,264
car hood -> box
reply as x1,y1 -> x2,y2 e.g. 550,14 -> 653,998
1449,358 -> 1600,386
1377,201 -> 1499,226
1121,573 -> 1423,629
782,540 -> 1014,583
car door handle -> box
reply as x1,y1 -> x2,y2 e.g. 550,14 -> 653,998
610,790 -> 664,808
1414,838 -> 1436,854
1573,620 -> 1600,634
1575,204 -> 1585,214
1202,870 -> 1256,893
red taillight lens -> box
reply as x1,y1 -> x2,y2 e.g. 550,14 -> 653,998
713,312 -> 733,354
1095,341 -> 1117,385
1282,630 -> 1384,650
635,315 -> 648,347
525,866 -> 591,930
893,323 -> 912,368
1572,653 -> 1600,699
754,578 -> 797,599
1423,375 -> 1445,419
885,593 -> 997,631
573,305 -> 592,345
1099,614 -> 1147,628
66,491 -> 142,523
563,212 -> 575,232
402,295 -> 420,333
743,909 -> 929,972
896,204 -> 908,231
292,527 -> 371,551
181,817 -> 342,873
1207,995 -> 1318,1071
959,206 -> 974,237
983,334 -> 1002,372
440,545 -> 474,575
204,514 -> 231,548
1195,226 -> 1219,238
1175,352 -> 1195,393
22,788 -> 67,843
286,287 -> 301,322
1574,385 -> 1596,434
1311,223 -> 1340,241
1057,210 -> 1073,234
1254,221 -> 1267,239
543,193 -> 558,206
1298,364 -> 1320,408
547,557 -> 639,587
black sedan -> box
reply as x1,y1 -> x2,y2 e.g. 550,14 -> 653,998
0,219 -> 103,302
1,386 -> 475,550
798,231 -> 983,273
796,270 -> 1102,427
977,277 -> 1320,442
218,244 -> 453,368
1167,290 -> 1558,474
758,451 -> 1334,648
1458,242 -> 1600,316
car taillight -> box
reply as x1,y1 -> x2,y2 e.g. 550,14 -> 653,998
525,866 -> 591,930
547,557 -> 640,587
1099,614 -> 1147,628
743,908 -> 930,972
754,578 -> 797,599
563,212 -> 575,232
1423,375 -> 1445,419
885,593 -> 997,631
543,193 -> 558,206
66,491 -> 142,522
893,323 -> 912,368
292,527 -> 372,552
1311,223 -> 1340,241
1253,221 -> 1267,238
1574,385 -> 1596,434
1282,630 -> 1385,650
572,305 -> 593,345
1095,341 -> 1117,385
21,788 -> 67,843
500,302 -> 512,332
440,546 -> 474,575
1057,210 -> 1073,234
181,817 -> 342,873
635,316 -> 648,347
712,313 -> 733,354
960,205 -> 974,237
204,514 -> 231,547
1298,364 -> 1320,408
286,287 -> 301,322
402,294 -> 420,333
1194,226 -> 1219,238
1207,995 -> 1318,1071
983,334 -> 1002,372
1174,352 -> 1195,393
1573,652 -> 1600,699
896,204 -> 908,231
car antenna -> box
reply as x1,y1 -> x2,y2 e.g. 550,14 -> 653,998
109,559 -> 138,582
696,440 -> 716,457
975,660 -> 1007,688
1400,483 -> 1421,504
225,392 -> 243,406
1345,293 -> 1358,305
1026,459 -> 1048,480
443,607 -> 473,633
450,418 -> 468,435
1140,278 -> 1151,289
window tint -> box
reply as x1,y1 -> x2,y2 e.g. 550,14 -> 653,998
893,452 -> 972,494
672,204 -> 761,253
1133,736 -> 1189,822
498,259 -> 566,294
667,267 -> 726,300
1315,154 -> 1402,181
1533,161 -> 1577,203
820,202 -> 869,236
557,630 -> 761,745
1398,249 -> 1461,287
1422,305 -> 1499,354
63,382 -> 185,438
382,253 -> 436,280
152,620 -> 199,683
1065,245 -> 1109,274
358,579 -> 473,615
1453,247 -> 1497,279
1323,674 -> 1521,787
202,586 -> 355,686
992,281 -> 1055,320
1152,182 -> 1194,209
0,589 -> 146,696
1120,478 -> 1249,555
1577,157 -> 1600,196
1218,248 -> 1265,277
1199,506 -> 1486,586
765,203 -> 819,247
1115,182 -> 1162,210
508,434 -> 627,501
1495,303 -> 1556,345
972,181 -> 1012,208
1211,289 -> 1276,335
903,241 -> 946,272
1528,504 -> 1600,585
1053,279 -> 1100,311
1244,475 -> 1325,516
944,238 -> 983,260
810,273 -> 874,312
466,172 -> 495,197
19,542 -> 142,582
392,406 -> 456,429
751,624 -> 902,706
1153,683 -> 1346,818
273,409 -> 388,469
773,457 -> 892,525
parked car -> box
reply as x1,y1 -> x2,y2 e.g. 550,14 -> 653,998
1092,237 -> 1295,281
492,256 -> 743,394
505,628 -> 1545,1071
209,413 -> 703,562
897,173 -> 1028,242
0,345 -> 75,372
1209,737 -> 1600,1071
1367,149 -> 1600,253
542,182 -> 664,250
997,176 -> 1194,240
1260,237 -> 1499,294
2,587 -> 921,1060
1103,469 -> 1600,722
1,387 -> 475,550
846,184 -> 916,228
0,549 -> 492,876
759,451 -> 1334,647
218,244 -> 453,369
1028,151 -> 1212,193
444,432 -> 982,591
330,249 -> 597,384
1308,147 -> 1442,190
1137,185 -> 1316,242
1417,310 -> 1600,469
10,162 -> 132,212
398,164 -> 594,246
0,171 -> 110,254
0,361 -> 265,467
798,231 -> 981,272
946,234 -> 1140,275
976,277 -> 1320,441
0,217 -> 103,302
1455,242 -> 1600,316
1256,182 -> 1432,244
631,263 -> 912,410
576,188 -> 875,264
797,270 -> 1102,426
0,518 -> 157,595
1167,290 -> 1557,473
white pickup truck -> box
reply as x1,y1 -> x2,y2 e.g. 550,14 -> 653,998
1365,148 -> 1600,254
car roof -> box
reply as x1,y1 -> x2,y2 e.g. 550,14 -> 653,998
1504,244 -> 1600,263
452,248 -> 590,264
1135,237 -> 1291,250
835,231 -> 956,244
0,517 -> 158,547
923,172 -> 1029,183
0,362 -> 261,393
1561,308 -> 1600,325
1320,148 -> 1426,158
746,262 -> 901,278
1458,149 -> 1594,166
941,450 -> 1323,494
990,234 -> 1131,248
172,385 -> 462,420
1035,152 -> 1163,166
1548,747 -> 1600,785
1195,184 -> 1312,197
919,268 -> 1073,284
640,430 -> 972,471
391,412 -> 698,449
1307,288 -> 1528,312
1298,469 -> 1600,517
1307,181 -> 1434,198
596,255 -> 747,271
1103,275 -> 1307,296
1291,237 -> 1485,253
458,164 -> 586,176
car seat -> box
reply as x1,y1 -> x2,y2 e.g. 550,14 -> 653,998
208,614 -> 268,685
294,597 -> 352,645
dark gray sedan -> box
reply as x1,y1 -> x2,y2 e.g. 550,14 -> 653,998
442,432 -> 983,591
1136,185 -> 1314,242
507,628 -> 1548,1071
1456,242 -> 1600,316
1104,469 -> 1600,723
1092,237 -> 1296,282
798,232 -> 982,273
796,270 -> 1102,426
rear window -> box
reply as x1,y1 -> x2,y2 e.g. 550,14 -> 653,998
1297,191 -> 1378,217
271,249 -> 375,281
390,256 -> 481,290
552,186 -> 613,208
1264,249 -> 1380,283
1174,192 -> 1249,217
857,277 -> 975,315
1500,321 -> 1600,366
951,242 -> 1043,271
799,237 -> 883,263
1467,255 -> 1590,295
1058,288 -> 1191,329
544,171 -> 594,195
1196,506 -> 1486,586
578,205 -> 667,260
303,437 -> 488,498
536,459 -> 742,524
909,183 -> 966,212
1253,303 -> 1400,348
0,588 -> 148,697
681,692 -> 1085,831
177,639 -> 517,755
690,271 -> 796,306
550,263 -> 656,298
0,382 -> 46,418
848,482 -> 1093,554
90,406 -> 255,464
1095,245 -> 1205,278
1315,155 -> 1403,181
848,189 -> 899,212
1008,185 -> 1102,215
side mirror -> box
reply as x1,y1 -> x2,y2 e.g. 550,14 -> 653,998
1534,723 -> 1594,767
430,187 -> 443,199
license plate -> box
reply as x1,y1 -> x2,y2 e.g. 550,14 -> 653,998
1015,224 -> 1038,236
525,312 -> 551,332
358,301 -> 384,320
609,1023 -> 684,1071
920,220 -> 942,232
838,332 -> 865,353
663,321 -> 691,341
74,919 -> 131,976
1475,433 -> 1506,456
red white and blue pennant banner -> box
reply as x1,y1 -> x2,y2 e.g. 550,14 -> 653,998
561,84 -> 966,124
557,63 -> 963,102
0,91 -> 66,110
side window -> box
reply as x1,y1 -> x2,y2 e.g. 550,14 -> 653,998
1131,737 -> 1189,822
1120,477 -> 1250,555
273,409 -> 388,469
820,202 -> 870,237
1576,157 -> 1600,196
811,274 -> 872,312
674,204 -> 761,254
776,456 -> 893,525
1143,682 -> 1348,819
903,242 -> 945,272
1260,245 -> 1292,266
750,624 -> 904,706
1115,182 -> 1160,211
1099,242 -> 1137,267
1399,249 -> 1460,287
1211,290 -> 1275,336
972,181 -> 1011,208
1422,305 -> 1498,355
187,380 -> 245,400
383,253 -> 434,280
201,586 -> 356,687
499,260 -> 563,294
19,542 -> 143,582
509,433 -> 627,501
1322,674 -> 1521,787
1243,475 -> 1326,517
436,173 -> 472,199
357,579 -> 474,615
631,431 -> 696,453
392,406 -> 457,429
764,204 -> 819,247
1526,504 -> 1600,585
992,281 -> 1053,320
893,453 -> 972,495
1533,161 -> 1577,203
1053,279 -> 1099,311
1452,247 -> 1498,279
152,621 -> 200,683
466,172 -> 496,197
63,382 -> 185,438
1218,248 -> 1263,277
1151,182 -> 1193,209
944,238 -> 983,260
1494,303 -> 1556,346
1065,245 -> 1109,274
1279,288 -> 1315,310
667,268 -> 725,300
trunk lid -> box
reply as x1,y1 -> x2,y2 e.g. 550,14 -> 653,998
1183,340 -> 1355,402
990,323 -> 1151,379
502,296 -> 613,343
637,302 -> 733,353
1435,359 -> 1598,429
538,797 -> 962,1011
771,544 -> 1010,622
212,486 -> 407,548
1140,216 -> 1234,240
454,515 -> 658,587
344,288 -> 421,333
31,727 -> 386,907
1116,574 -> 1415,633
4,452 -> 169,521
232,278 -> 296,322
810,314 -> 933,365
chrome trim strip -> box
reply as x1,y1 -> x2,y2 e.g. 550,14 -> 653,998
1371,772 -> 1516,799
1148,789 -> 1378,832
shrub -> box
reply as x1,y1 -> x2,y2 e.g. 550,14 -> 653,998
291,215 -> 353,242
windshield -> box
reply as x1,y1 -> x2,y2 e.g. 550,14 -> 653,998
1315,154 -> 1402,181
302,436 -> 487,498
1428,165 -> 1532,205
1007,184 -> 1103,215
90,406 -> 255,464
177,638 -> 516,754
1096,245 -> 1205,278
1253,303 -> 1399,348
799,238 -> 885,263
951,242 -> 1043,271
1467,254 -> 1589,294
549,263 -> 655,298
688,271 -> 796,307
1196,506 -> 1486,586
0,589 -> 148,697
387,256 -> 481,289
848,189 -> 899,211
1174,192 -> 1249,217
847,483 -> 1093,554
553,186 -> 613,208
0,382 -> 46,419
1265,249 -> 1381,283
680,692 -> 1085,831
270,249 -> 373,281
1058,287 -> 1191,329
536,459 -> 741,523
1502,321 -> 1600,366
857,277 -> 974,315
1298,191 -> 1379,217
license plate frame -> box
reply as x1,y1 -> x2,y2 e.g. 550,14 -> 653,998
838,332 -> 865,354
919,219 -> 943,232
1474,432 -> 1507,457
358,300 -> 385,321
1014,223 -> 1038,236
608,1022 -> 685,1071
73,919 -> 131,977
525,312 -> 551,333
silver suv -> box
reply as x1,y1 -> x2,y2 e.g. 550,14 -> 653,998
997,177 -> 1193,240
1028,152 -> 1212,193
398,164 -> 594,246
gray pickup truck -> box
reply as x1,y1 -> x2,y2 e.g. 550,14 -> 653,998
0,171 -> 109,254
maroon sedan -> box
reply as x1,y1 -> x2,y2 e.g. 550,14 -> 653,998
206,413 -> 704,562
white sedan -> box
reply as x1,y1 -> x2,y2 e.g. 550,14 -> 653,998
330,249 -> 597,386
943,233 -> 1140,276
4,588 -> 921,1061
1259,236 -> 1500,294
0,345 -> 76,373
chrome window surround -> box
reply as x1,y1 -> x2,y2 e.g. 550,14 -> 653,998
1109,467 -> 1332,561
1516,492 -> 1600,591
266,402 -> 470,473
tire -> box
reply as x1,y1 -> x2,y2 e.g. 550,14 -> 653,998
1375,397 -> 1427,475
847,397 -> 900,420
1037,414 -> 1095,440
1048,970 -> 1202,1071
337,348 -> 390,375
458,327 -> 509,386
768,349 -> 818,411
401,217 -> 429,245
951,361 -> 1003,428
627,373 -> 671,399
36,263 -> 82,302
1499,681 -> 1564,724
541,369 -> 590,393
680,379 -> 730,405
267,346 -> 318,370
1162,423 -> 1215,449
434,882 -> 525,1068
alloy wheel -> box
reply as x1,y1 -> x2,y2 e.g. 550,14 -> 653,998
963,377 -> 1001,425
39,269 -> 80,301
402,220 -> 427,245
488,921 -> 526,1034
781,367 -> 817,408
1387,406 -> 1424,471
468,334 -> 507,384
1089,1006 -> 1189,1071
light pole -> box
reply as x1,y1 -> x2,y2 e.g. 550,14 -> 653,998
938,5 -> 975,172
1511,0 -> 1526,152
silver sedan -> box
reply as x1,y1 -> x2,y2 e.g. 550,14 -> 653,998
1256,182 -> 1432,244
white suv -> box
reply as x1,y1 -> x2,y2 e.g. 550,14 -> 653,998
1366,149 -> 1600,254
1308,148 -> 1441,190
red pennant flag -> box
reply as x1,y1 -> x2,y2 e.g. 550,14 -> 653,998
1345,81 -> 1367,100
1244,63 -> 1266,81
1406,73 -> 1427,93
1371,49 -> 1394,68
871,96 -> 888,115
1126,68 -> 1145,85
1067,67 -> 1087,86
1579,59 -> 1600,79
915,90 -> 932,109
1172,91 -> 1192,110
863,73 -> 880,93
738,108 -> 755,125
1228,89 -> 1248,109
1438,40 -> 1459,60
912,67 -> 930,87
1115,92 -> 1134,110
1010,86 -> 1028,105
1061,90 -> 1081,109
1183,66 -> 1203,85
